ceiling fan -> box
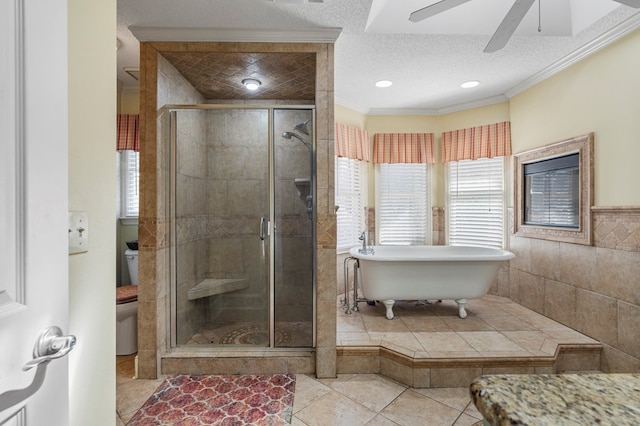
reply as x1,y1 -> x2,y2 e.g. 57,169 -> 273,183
409,0 -> 640,53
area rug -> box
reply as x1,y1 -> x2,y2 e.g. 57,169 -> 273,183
127,374 -> 296,426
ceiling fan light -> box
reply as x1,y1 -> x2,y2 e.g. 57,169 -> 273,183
242,78 -> 261,91
375,80 -> 393,88
461,80 -> 480,88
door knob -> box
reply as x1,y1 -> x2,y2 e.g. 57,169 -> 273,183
22,326 -> 76,371
0,326 -> 76,414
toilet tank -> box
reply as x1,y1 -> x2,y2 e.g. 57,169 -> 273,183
125,249 -> 138,285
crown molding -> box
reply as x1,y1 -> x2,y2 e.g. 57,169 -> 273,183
338,94 -> 509,117
434,95 -> 509,115
129,26 -> 342,43
506,12 -> 640,99
365,107 -> 440,116
333,96 -> 370,115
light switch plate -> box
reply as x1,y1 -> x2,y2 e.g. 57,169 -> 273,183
69,211 -> 88,254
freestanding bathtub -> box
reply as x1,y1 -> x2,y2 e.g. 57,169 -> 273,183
349,245 -> 515,319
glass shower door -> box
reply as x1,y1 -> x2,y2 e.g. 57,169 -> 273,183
172,108 -> 271,347
170,106 -> 315,348
273,109 -> 315,347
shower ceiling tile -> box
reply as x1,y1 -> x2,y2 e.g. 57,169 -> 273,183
161,51 -> 316,101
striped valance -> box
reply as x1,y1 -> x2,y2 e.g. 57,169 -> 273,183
335,122 -> 370,161
373,133 -> 435,164
441,121 -> 511,163
117,114 -> 139,151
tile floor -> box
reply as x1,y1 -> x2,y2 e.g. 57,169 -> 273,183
336,294 -> 598,359
116,354 -> 483,425
116,294 -> 598,425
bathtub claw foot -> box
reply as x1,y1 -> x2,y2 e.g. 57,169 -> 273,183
383,300 -> 395,320
456,299 -> 468,319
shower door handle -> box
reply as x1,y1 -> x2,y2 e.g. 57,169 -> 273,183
260,217 -> 269,240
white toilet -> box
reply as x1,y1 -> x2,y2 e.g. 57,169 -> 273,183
116,249 -> 138,355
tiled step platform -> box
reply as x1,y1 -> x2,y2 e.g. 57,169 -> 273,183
337,295 -> 602,388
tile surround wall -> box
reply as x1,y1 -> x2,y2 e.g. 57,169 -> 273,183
138,42 -> 336,379
507,207 -> 640,372
137,52 -> 204,378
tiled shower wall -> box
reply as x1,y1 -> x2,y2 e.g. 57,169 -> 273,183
165,106 -> 319,350
138,53 -> 205,377
506,207 -> 640,372
139,42 -> 336,379
202,109 -> 270,328
174,108 -> 208,344
273,110 -> 315,324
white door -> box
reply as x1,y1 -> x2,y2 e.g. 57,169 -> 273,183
0,0 -> 71,424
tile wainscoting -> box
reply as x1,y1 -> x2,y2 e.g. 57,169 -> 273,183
508,206 -> 640,373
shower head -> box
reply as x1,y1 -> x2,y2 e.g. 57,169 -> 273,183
282,131 -> 312,150
294,119 -> 311,136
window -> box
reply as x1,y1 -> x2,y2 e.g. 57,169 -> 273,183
514,133 -> 593,245
335,157 -> 367,250
524,153 -> 579,228
447,157 -> 505,249
120,150 -> 139,219
376,163 -> 430,245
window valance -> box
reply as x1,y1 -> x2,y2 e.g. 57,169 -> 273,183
335,122 -> 370,161
441,121 -> 511,163
373,133 -> 435,164
117,114 -> 139,152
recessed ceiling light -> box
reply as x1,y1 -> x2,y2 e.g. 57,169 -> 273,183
242,78 -> 262,91
375,80 -> 393,88
461,80 -> 480,89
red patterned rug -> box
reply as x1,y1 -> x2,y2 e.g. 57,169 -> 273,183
127,374 -> 296,425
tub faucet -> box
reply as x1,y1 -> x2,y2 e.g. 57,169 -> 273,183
358,231 -> 373,254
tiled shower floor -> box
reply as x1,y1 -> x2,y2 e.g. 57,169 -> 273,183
186,321 -> 313,347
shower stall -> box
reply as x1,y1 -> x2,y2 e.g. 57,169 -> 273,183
166,105 -> 315,349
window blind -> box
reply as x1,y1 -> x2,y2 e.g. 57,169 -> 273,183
448,157 -> 504,248
376,163 -> 430,245
524,156 -> 579,227
335,157 -> 366,249
122,150 -> 140,217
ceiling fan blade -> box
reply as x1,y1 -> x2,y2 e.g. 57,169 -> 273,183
409,0 -> 473,23
612,0 -> 640,7
484,0 -> 535,53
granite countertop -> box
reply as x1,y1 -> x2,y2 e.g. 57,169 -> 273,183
470,373 -> 640,425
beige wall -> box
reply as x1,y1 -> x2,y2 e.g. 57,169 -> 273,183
119,91 -> 140,114
510,29 -> 640,207
335,104 -> 366,129
508,28 -> 640,373
68,0 -> 117,424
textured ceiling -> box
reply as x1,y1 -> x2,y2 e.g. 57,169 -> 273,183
117,0 -> 640,114
161,51 -> 316,100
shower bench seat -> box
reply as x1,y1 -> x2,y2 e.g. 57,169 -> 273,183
187,278 -> 248,301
